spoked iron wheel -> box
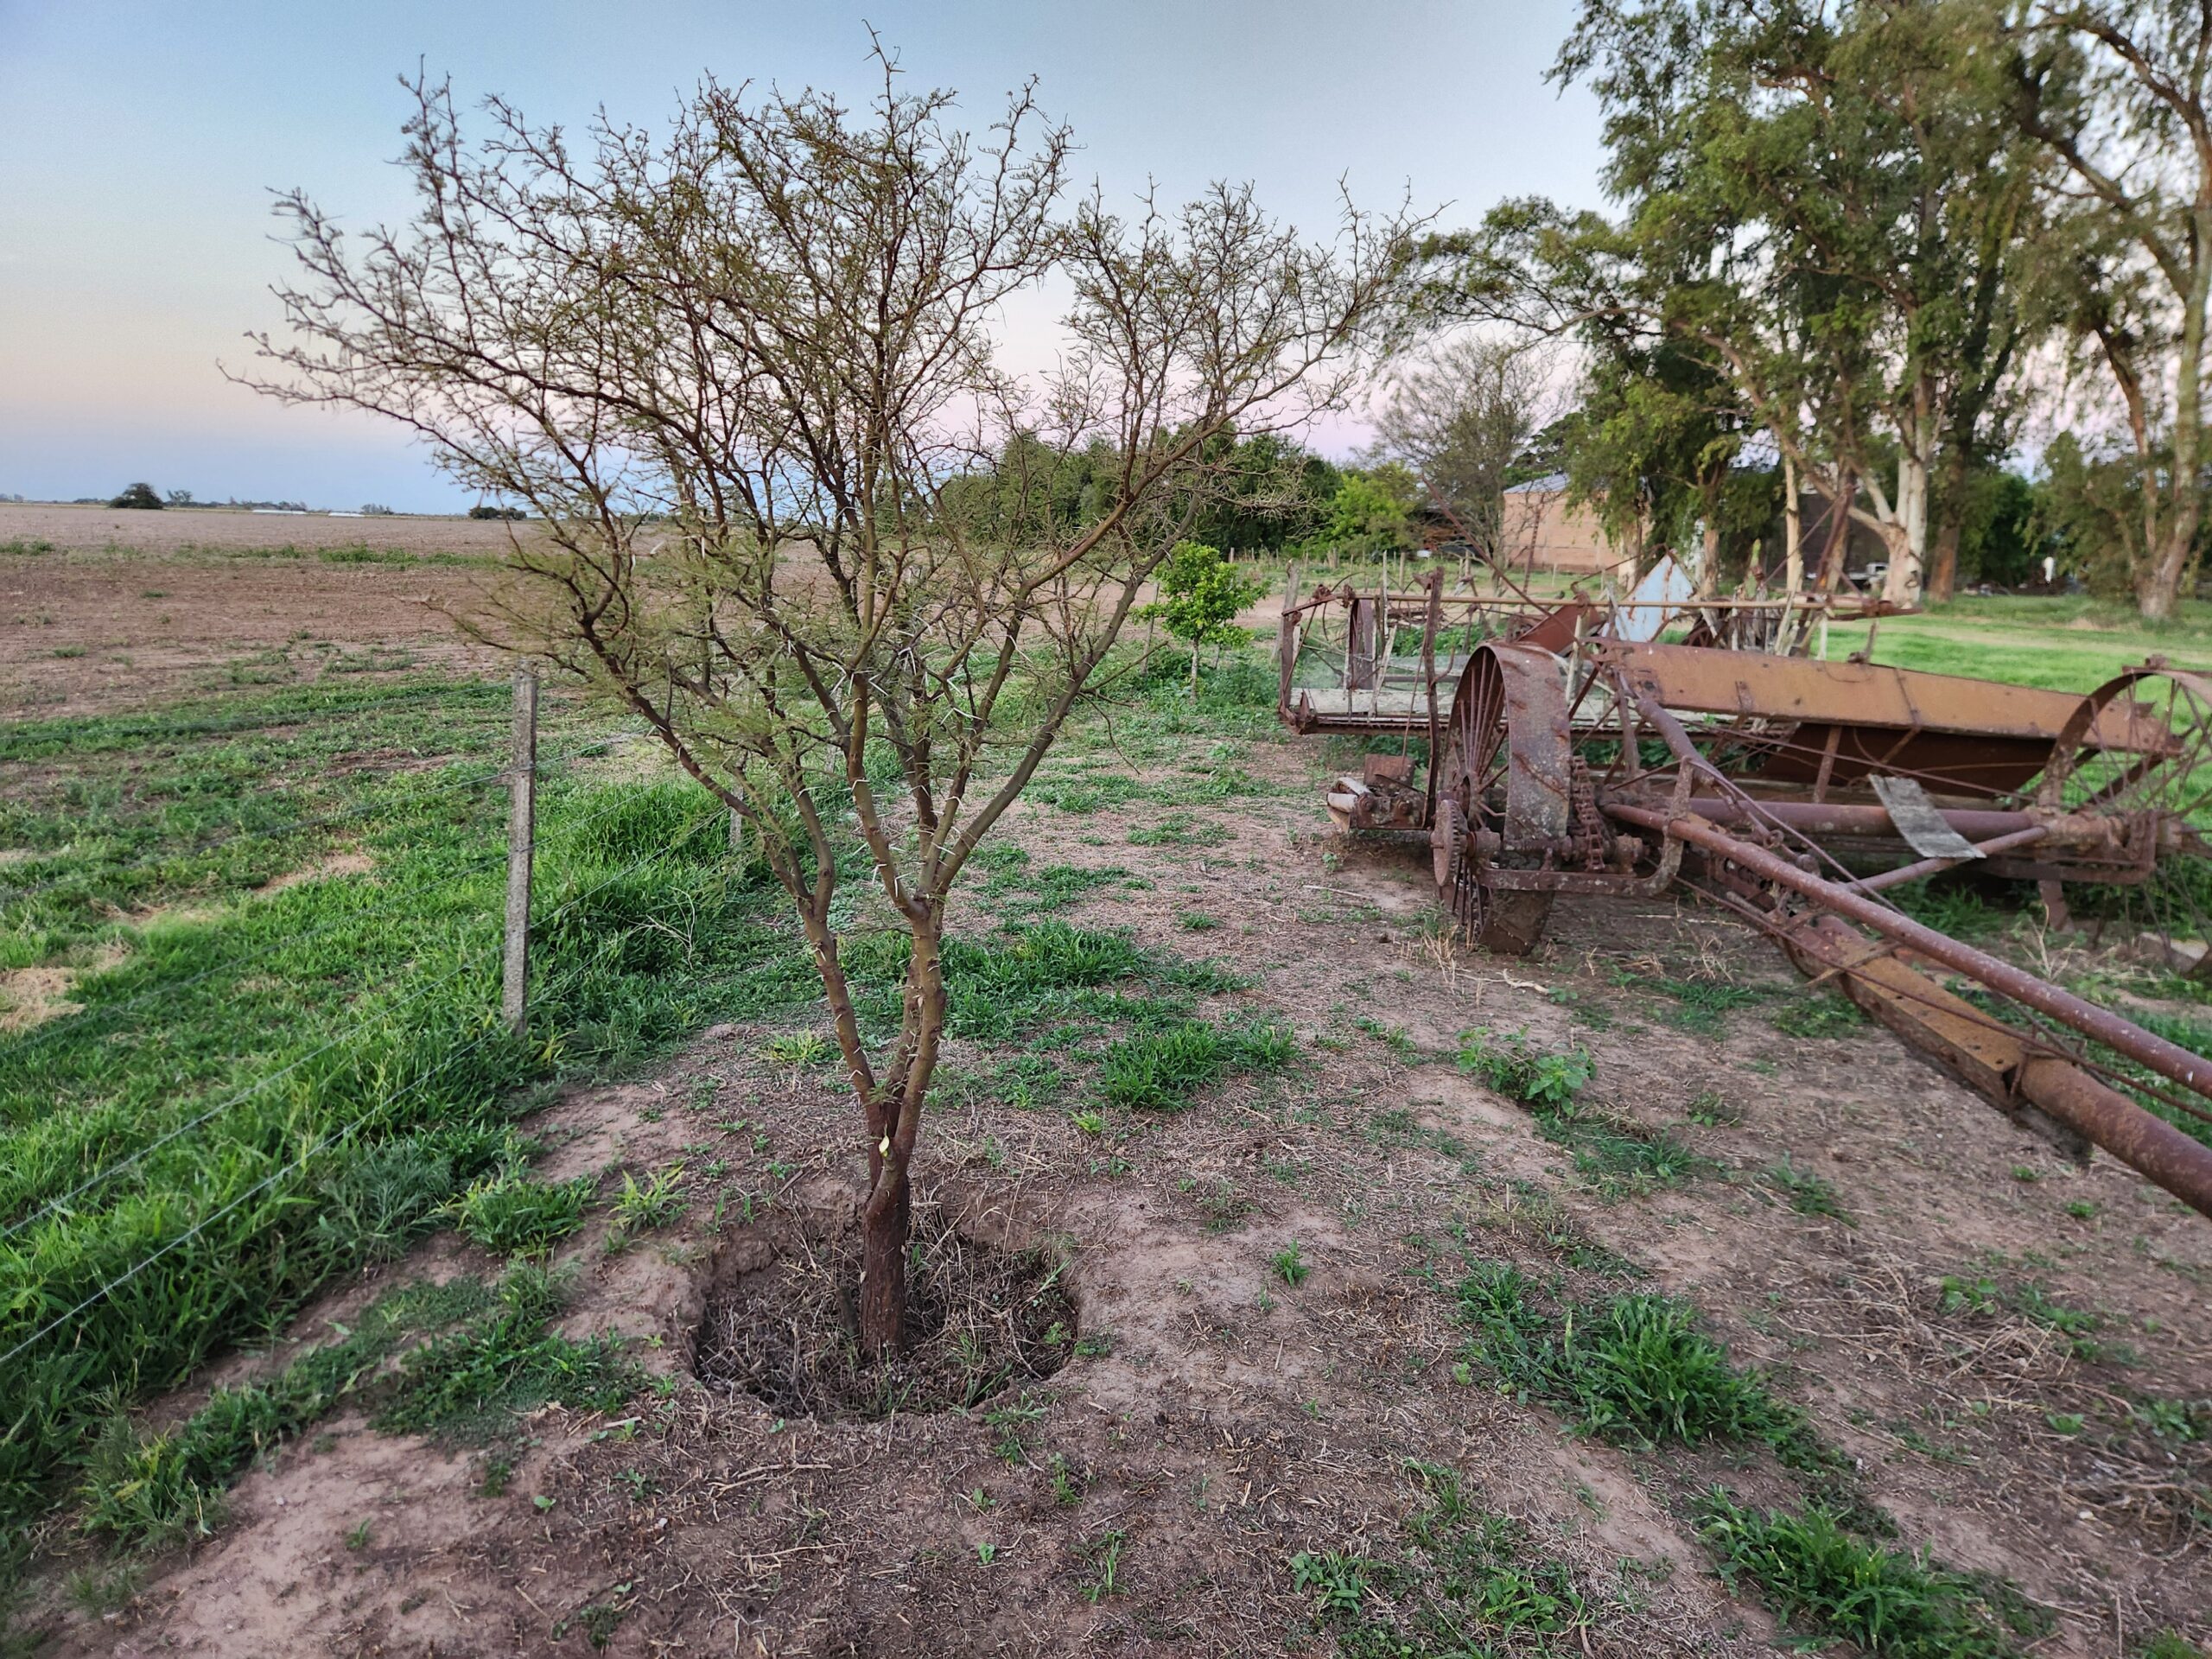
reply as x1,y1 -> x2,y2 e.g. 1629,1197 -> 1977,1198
2037,666 -> 2212,961
1431,652 -> 1554,955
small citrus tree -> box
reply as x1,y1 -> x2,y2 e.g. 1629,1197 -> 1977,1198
1145,540 -> 1265,693
244,61 -> 1414,1356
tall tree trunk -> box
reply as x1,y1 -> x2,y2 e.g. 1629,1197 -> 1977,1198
1815,471 -> 1856,594
1883,389 -> 1932,607
2142,213 -> 2210,620
1783,452 -> 1803,599
1928,440 -> 1971,605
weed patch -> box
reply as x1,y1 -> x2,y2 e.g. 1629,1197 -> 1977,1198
1696,1491 -> 2047,1658
1096,1016 -> 1295,1111
1771,991 -> 1867,1039
1614,970 -> 1766,1036
1766,1156 -> 1850,1221
1291,1461 -> 1592,1653
452,1173 -> 595,1257
1458,1030 -> 1707,1198
1456,1266 -> 1827,1464
78,1266 -> 631,1548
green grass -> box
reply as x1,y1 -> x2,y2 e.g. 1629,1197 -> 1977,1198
1456,1265 -> 1827,1464
1457,1029 -> 1707,1198
1696,1491 -> 2048,1658
0,677 -> 813,1537
77,1273 -> 502,1548
1290,1461 -> 1592,1652
1095,1015 -> 1297,1110
1824,594 -> 2212,691
451,1173 -> 595,1257
1616,971 -> 1766,1038
1771,991 -> 1867,1039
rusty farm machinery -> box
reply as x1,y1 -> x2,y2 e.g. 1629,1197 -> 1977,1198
1282,572 -> 2212,1220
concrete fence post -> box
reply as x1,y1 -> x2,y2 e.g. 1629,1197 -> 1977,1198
502,669 -> 537,1036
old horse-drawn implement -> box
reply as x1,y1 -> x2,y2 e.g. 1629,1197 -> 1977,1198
1287,575 -> 2212,1219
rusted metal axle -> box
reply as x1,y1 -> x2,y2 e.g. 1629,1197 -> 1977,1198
1605,798 -> 2212,1217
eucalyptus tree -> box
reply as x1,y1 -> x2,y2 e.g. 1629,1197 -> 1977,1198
2008,0 -> 2212,616
1424,1 -> 2042,607
243,64 -> 1414,1354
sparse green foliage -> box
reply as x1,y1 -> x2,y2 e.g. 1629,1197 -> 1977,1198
1273,1242 -> 1310,1287
1456,1027 -> 1592,1110
1767,1156 -> 1849,1221
609,1163 -> 689,1236
1771,992 -> 1867,1039
451,1173 -> 595,1257
1292,1463 -> 1589,1650
1695,1491 -> 2047,1658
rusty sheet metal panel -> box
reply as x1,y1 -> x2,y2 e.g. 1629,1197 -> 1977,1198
1595,640 -> 2164,750
1485,644 -> 1573,853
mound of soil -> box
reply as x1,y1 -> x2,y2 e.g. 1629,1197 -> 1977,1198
695,1205 -> 1077,1420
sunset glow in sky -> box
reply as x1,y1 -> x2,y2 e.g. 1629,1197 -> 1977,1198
0,1 -> 1605,512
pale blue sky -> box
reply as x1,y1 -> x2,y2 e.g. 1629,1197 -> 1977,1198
0,1 -> 1605,512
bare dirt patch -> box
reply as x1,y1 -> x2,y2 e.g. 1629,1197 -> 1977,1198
695,1198 -> 1078,1421
0,943 -> 130,1033
0,531 -> 512,718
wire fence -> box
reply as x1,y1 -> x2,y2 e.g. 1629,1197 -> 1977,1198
0,667 -> 746,1378
0,803 -> 728,1370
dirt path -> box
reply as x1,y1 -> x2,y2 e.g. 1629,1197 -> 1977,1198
27,722 -> 2212,1657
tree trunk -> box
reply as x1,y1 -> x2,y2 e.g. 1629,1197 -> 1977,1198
1883,391 -> 1931,607
855,920 -> 946,1359
858,1143 -> 912,1357
1928,440 -> 1970,605
1816,471 -> 1857,594
1697,518 -> 1722,601
1783,453 -> 1803,598
2143,210 -> 2210,619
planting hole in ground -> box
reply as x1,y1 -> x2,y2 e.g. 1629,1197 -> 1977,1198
693,1202 -> 1077,1420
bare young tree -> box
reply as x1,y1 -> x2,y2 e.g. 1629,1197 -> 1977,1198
1370,334 -> 1554,560
240,62 -> 1413,1355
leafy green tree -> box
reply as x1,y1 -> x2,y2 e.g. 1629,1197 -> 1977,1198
1952,465 -> 2044,588
1319,468 -> 1417,556
108,482 -> 163,509
1423,2 -> 2042,607
2007,0 -> 2212,617
1144,540 -> 1266,692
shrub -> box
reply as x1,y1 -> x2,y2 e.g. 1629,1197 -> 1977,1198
108,482 -> 164,510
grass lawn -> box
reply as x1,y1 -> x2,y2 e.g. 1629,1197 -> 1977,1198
1821,594 -> 2212,691
0,676 -> 821,1535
